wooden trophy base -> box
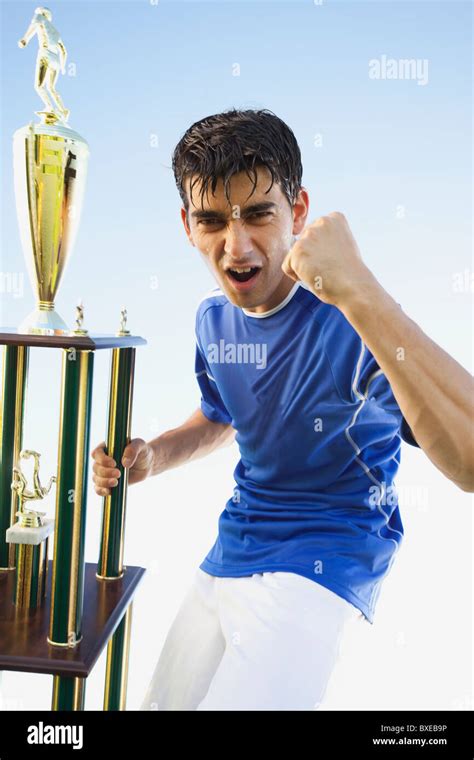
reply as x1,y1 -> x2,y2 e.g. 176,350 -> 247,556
0,561 -> 145,677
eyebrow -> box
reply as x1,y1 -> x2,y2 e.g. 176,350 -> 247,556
190,201 -> 278,220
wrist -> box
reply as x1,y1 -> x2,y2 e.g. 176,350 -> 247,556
148,435 -> 168,477
334,266 -> 381,314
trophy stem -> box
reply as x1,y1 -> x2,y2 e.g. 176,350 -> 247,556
48,348 -> 94,648
0,345 -> 29,570
103,603 -> 134,710
97,347 -> 137,579
52,676 -> 85,711
15,541 -> 49,607
6,523 -> 54,608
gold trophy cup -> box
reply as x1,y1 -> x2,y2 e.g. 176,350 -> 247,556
14,6 -> 89,335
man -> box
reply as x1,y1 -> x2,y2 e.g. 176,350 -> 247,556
91,108 -> 474,710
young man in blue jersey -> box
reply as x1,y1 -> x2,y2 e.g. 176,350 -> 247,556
91,109 -> 474,710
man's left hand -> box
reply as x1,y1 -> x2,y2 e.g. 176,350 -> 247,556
281,211 -> 373,308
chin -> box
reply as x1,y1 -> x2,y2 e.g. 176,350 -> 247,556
225,290 -> 254,307
225,284 -> 265,306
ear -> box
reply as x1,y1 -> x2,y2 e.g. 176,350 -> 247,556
292,187 -> 310,236
180,207 -> 195,246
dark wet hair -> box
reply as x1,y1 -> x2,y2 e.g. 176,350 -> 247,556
171,108 -> 303,219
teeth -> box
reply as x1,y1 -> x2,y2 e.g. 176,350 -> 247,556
229,267 -> 255,273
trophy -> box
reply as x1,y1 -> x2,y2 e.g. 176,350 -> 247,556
7,450 -> 56,607
0,8 -> 147,711
14,6 -> 89,335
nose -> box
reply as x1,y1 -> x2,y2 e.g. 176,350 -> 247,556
223,219 -> 254,261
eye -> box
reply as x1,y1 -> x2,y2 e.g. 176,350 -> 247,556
197,218 -> 222,226
196,211 -> 273,227
247,212 -> 273,221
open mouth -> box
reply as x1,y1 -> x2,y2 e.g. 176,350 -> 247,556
226,266 -> 261,283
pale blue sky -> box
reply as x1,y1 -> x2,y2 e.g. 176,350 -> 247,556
2,1 -> 472,356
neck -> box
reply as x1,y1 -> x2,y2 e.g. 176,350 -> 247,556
244,275 -> 297,314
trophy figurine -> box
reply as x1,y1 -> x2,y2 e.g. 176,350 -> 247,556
117,307 -> 131,337
18,6 -> 70,123
6,450 -> 56,608
72,300 -> 89,336
14,6 -> 89,335
11,449 -> 56,528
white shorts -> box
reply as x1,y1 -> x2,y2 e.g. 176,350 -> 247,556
139,567 -> 365,711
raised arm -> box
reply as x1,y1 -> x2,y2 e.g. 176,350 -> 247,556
338,274 -> 474,492
282,211 -> 474,493
18,16 -> 37,48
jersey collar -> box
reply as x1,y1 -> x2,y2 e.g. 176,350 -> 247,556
242,281 -> 302,319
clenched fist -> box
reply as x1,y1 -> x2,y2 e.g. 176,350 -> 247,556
281,212 -> 372,308
91,438 -> 154,496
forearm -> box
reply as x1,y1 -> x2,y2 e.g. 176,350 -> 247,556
148,407 -> 235,477
338,269 -> 474,490
58,42 -> 67,66
22,22 -> 35,43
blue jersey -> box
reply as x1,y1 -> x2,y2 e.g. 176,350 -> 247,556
195,281 -> 419,623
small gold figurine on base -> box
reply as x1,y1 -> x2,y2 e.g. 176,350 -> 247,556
11,450 -> 57,528
116,307 -> 131,336
72,300 -> 89,336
